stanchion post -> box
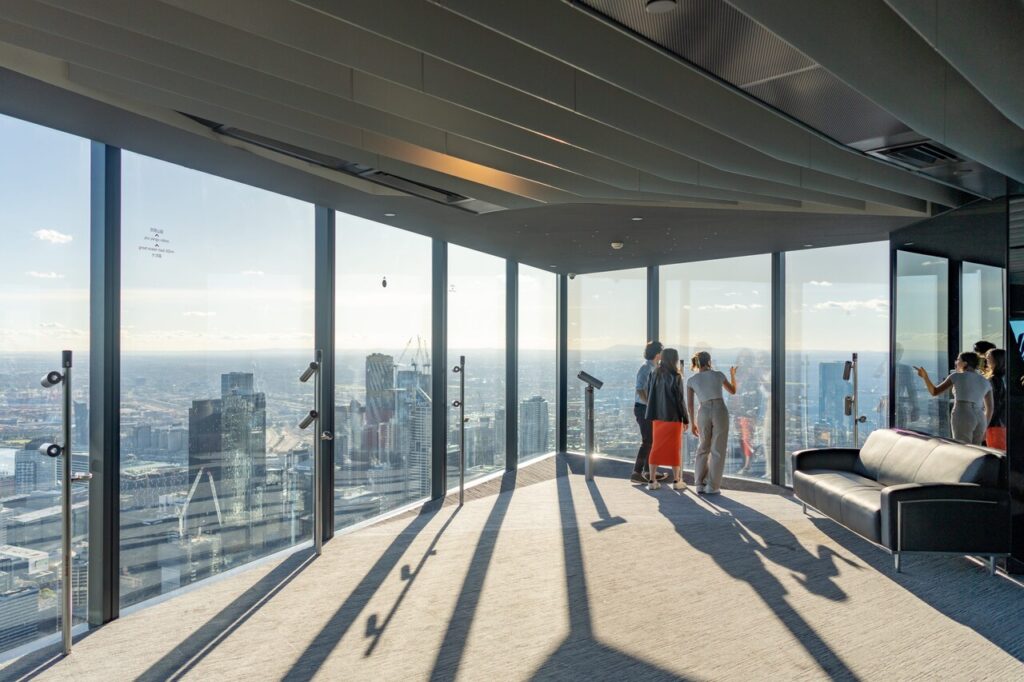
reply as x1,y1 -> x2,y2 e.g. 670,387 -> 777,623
585,385 -> 595,481
453,356 -> 466,506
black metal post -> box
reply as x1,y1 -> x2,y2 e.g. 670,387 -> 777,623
771,252 -> 786,486
647,265 -> 659,341
314,206 -> 335,541
556,274 -> 569,453
506,260 -> 518,470
888,246 -> 898,429
432,240 -> 448,499
949,258 -> 962,371
88,143 -> 120,625
1006,187 -> 1024,573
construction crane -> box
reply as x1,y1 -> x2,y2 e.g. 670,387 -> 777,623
179,467 -> 224,539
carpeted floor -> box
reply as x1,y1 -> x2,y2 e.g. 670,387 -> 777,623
3,454 -> 1022,681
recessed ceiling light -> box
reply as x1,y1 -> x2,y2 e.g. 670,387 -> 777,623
384,213 -> 396,217
631,216 -> 643,221
803,244 -> 814,248
549,265 -> 557,268
645,0 -> 677,14
904,242 -> 915,246
611,241 -> 624,250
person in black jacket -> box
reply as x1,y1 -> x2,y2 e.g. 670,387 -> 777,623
644,348 -> 690,491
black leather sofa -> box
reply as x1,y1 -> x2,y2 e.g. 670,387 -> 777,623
792,429 -> 1010,573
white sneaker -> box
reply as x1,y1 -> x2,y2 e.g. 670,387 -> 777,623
648,480 -> 661,491
673,480 -> 687,491
705,488 -> 721,495
696,484 -> 708,494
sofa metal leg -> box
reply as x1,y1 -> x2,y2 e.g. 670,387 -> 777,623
802,502 -> 807,515
989,556 -> 997,576
893,553 -> 901,573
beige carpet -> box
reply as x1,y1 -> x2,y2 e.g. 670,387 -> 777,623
3,454 -> 1022,681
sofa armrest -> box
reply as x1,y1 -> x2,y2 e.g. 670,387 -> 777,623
880,483 -> 1011,553
791,448 -> 860,473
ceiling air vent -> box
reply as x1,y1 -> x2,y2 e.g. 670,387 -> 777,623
869,141 -> 962,170
182,114 -> 504,214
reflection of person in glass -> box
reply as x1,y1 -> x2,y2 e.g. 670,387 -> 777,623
983,348 -> 1006,449
731,349 -> 763,475
915,351 -> 992,444
973,340 -> 996,375
893,343 -> 919,427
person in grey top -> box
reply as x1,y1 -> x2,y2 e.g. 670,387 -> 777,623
916,351 -> 993,445
686,351 -> 737,494
630,341 -> 665,484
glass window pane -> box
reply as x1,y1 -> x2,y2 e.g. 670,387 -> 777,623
785,243 -> 890,485
518,266 -> 556,462
661,256 -> 772,482
448,246 -> 505,485
334,215 -> 432,529
0,114 -> 90,653
961,261 -> 1005,352
119,153 -> 313,608
894,251 -> 949,437
567,269 -> 646,458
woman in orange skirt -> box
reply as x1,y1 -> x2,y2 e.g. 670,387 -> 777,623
644,348 -> 690,490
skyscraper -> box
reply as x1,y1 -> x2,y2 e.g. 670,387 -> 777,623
519,396 -> 550,457
365,353 -> 395,427
187,373 -> 267,531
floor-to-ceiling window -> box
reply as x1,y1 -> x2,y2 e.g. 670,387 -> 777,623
119,153 -> 313,608
0,114 -> 90,654
447,246 -> 506,485
785,243 -> 890,484
335,215 -> 432,529
661,257 -> 772,481
518,265 -> 557,462
961,261 -> 1005,351
894,251 -> 949,437
567,269 -> 646,458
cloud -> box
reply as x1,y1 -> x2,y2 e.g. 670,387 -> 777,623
183,311 -> 216,317
26,271 -> 64,279
813,298 -> 889,313
33,229 -> 73,244
809,280 -> 833,287
241,270 -> 265,276
697,303 -> 765,311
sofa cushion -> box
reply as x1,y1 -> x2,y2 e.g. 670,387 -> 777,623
913,442 -> 1004,486
872,432 -> 942,486
852,429 -> 903,480
840,488 -> 883,543
795,470 -> 883,543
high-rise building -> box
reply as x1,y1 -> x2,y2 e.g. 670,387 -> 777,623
818,361 -> 852,446
519,396 -> 550,457
365,353 -> 395,427
0,584 -> 39,651
187,373 -> 267,531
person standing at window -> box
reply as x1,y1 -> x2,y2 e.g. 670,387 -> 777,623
687,351 -> 737,495
974,340 -> 996,375
915,352 -> 993,445
984,348 -> 1006,449
644,348 -> 689,491
630,341 -> 666,484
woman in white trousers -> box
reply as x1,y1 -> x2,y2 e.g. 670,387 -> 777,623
686,351 -> 738,494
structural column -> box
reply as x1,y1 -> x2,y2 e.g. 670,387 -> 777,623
556,274 -> 569,453
770,252 -> 786,486
88,143 -> 120,624
431,240 -> 448,498
314,207 -> 335,540
506,260 -> 518,470
1007,186 -> 1024,573
647,265 -> 659,342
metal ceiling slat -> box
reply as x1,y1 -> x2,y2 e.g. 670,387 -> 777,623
434,0 -> 965,206
64,64 -> 549,212
27,0 -> 825,209
161,0 -> 910,210
726,0 -> 1024,184
885,0 -> 1024,132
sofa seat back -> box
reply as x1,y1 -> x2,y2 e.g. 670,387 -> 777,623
854,429 -> 1003,488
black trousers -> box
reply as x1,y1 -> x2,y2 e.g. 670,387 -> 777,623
633,402 -> 652,473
